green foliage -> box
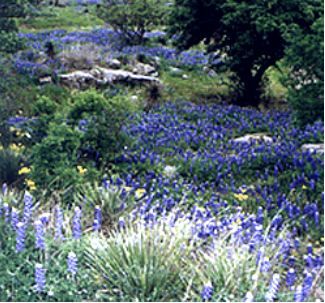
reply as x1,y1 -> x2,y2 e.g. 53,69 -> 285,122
0,149 -> 22,186
26,90 -> 135,194
97,0 -> 168,45
85,216 -> 192,301
169,0 -> 323,106
19,5 -> 104,31
68,90 -> 135,164
30,121 -> 84,192
0,220 -> 102,301
0,0 -> 28,53
284,11 -> 324,126
74,182 -> 134,230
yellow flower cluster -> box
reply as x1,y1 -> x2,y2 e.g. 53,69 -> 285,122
234,193 -> 249,201
77,166 -> 87,175
25,179 -> 36,191
135,188 -> 146,199
18,167 -> 31,175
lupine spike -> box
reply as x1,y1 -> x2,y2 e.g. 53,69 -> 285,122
286,268 -> 296,288
294,285 -> 304,302
35,263 -> 46,292
302,272 -> 313,299
3,203 -> 10,223
54,206 -> 64,240
11,208 -> 19,230
16,222 -> 26,253
72,206 -> 82,239
23,191 -> 33,223
67,251 -> 78,277
93,205 -> 102,231
265,273 -> 281,302
201,283 -> 213,302
35,220 -> 45,250
244,291 -> 254,302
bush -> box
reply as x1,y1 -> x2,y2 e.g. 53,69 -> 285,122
27,90 -> 136,194
169,0 -> 323,107
284,13 -> 324,126
97,0 -> 168,45
0,148 -> 22,186
68,90 -> 136,165
85,215 -> 193,301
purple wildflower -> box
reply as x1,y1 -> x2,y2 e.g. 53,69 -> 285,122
286,268 -> 296,288
67,251 -> 78,277
201,283 -> 213,301
93,205 -> 102,231
23,192 -> 33,223
34,220 -> 45,250
35,263 -> 46,292
54,206 -> 64,240
16,222 -> 26,253
11,208 -> 19,230
72,206 -> 82,239
265,273 -> 281,302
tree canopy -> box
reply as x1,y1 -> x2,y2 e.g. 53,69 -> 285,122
169,0 -> 323,107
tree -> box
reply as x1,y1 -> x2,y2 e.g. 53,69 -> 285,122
284,7 -> 323,126
169,0 -> 322,107
0,0 -> 29,53
97,0 -> 169,45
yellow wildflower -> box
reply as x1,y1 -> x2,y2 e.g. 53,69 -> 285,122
9,143 -> 21,152
302,185 -> 307,190
25,179 -> 36,191
234,193 -> 249,201
123,186 -> 133,192
18,167 -> 31,175
135,188 -> 146,198
77,165 -> 87,175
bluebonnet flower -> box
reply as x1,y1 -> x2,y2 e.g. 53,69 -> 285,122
265,273 -> 280,302
244,291 -> 254,302
11,208 -> 19,230
260,257 -> 271,273
72,206 -> 82,239
286,268 -> 296,288
118,217 -> 126,229
67,251 -> 78,277
93,206 -> 102,232
3,203 -> 10,223
34,220 -> 45,250
54,206 -> 64,240
16,222 -> 26,253
294,285 -> 304,302
201,283 -> 213,301
2,183 -> 7,195
302,272 -> 313,299
35,263 -> 46,292
23,192 -> 33,223
307,244 -> 313,255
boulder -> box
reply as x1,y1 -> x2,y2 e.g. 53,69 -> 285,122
233,133 -> 273,144
132,62 -> 156,76
301,143 -> 324,154
106,58 -> 121,69
58,67 -> 161,89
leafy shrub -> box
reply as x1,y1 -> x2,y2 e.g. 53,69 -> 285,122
284,12 -> 324,126
0,149 -> 22,186
97,0 -> 168,45
68,90 -> 136,165
169,0 -> 323,107
27,90 -> 135,194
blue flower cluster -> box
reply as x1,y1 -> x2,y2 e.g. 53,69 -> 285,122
14,28 -> 218,78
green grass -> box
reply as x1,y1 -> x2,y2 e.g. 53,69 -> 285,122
19,6 -> 104,32
161,69 -> 230,103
